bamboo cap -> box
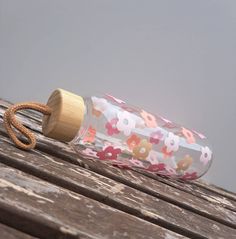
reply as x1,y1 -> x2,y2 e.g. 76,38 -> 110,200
42,88 -> 85,142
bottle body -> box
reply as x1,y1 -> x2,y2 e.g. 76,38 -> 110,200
70,94 -> 212,180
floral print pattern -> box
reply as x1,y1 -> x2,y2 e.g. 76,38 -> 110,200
181,172 -> 198,180
176,155 -> 193,172
126,134 -> 141,150
105,118 -> 120,136
147,163 -> 166,172
82,148 -> 97,158
74,94 -> 212,181
92,97 -> 108,113
117,111 -> 136,136
146,150 -> 159,165
105,94 -> 126,105
83,126 -> 96,143
182,127 -> 196,144
140,110 -> 158,128
133,139 -> 152,160
164,132 -> 180,153
150,130 -> 164,144
200,146 -> 212,165
97,146 -> 121,161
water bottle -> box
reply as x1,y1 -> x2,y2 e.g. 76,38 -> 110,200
42,89 -> 213,180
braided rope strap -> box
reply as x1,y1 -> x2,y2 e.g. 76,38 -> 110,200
3,102 -> 52,150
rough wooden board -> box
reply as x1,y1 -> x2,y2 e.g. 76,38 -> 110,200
0,163 -> 186,239
194,180 -> 236,201
0,118 -> 235,232
0,223 -> 37,239
0,135 -> 235,238
139,170 -> 236,213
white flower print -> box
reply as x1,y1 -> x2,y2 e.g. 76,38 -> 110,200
117,111 -> 136,136
92,97 -> 108,112
200,146 -> 212,165
146,150 -> 159,165
164,132 -> 180,153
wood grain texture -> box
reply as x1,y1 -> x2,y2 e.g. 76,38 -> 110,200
0,134 -> 235,238
0,223 -> 37,239
0,163 -> 185,239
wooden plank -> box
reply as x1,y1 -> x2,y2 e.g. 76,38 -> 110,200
0,163 -> 186,239
0,115 -> 235,231
0,223 -> 37,239
139,170 -> 236,212
1,134 -> 235,238
194,180 -> 236,201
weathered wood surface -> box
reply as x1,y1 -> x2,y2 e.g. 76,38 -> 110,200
0,99 -> 236,239
0,223 -> 37,239
0,163 -> 185,239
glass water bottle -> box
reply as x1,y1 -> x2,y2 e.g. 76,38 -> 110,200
42,89 -> 213,180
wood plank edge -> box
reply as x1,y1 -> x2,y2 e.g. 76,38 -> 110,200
0,152 -> 207,239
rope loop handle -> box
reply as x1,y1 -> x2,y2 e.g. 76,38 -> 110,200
3,102 -> 52,150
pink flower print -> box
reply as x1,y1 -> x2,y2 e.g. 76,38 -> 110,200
147,163 -> 166,172
105,94 -> 126,104
164,132 -> 180,153
160,116 -> 172,124
193,130 -> 206,139
182,127 -> 196,144
105,118 -> 120,136
150,130 -> 164,144
146,150 -> 159,165
121,104 -> 140,113
181,172 -> 198,180
140,110 -> 158,128
200,146 -> 212,166
165,166 -> 177,176
117,111 -> 136,136
129,158 -> 145,168
82,148 -> 97,158
97,146 -> 122,161
161,146 -> 173,159
160,116 -> 176,129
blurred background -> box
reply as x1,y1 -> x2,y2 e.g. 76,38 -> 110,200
0,0 -> 235,192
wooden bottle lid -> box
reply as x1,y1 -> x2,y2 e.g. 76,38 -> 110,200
42,89 -> 85,142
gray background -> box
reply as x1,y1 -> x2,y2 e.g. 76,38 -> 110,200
0,0 -> 235,192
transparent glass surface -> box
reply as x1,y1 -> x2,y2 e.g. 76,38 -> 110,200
70,94 -> 213,180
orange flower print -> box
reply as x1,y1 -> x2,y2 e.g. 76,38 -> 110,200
92,97 -> 108,117
126,134 -> 141,150
92,108 -> 102,117
133,139 -> 152,160
161,146 -> 173,159
176,155 -> 193,172
83,126 -> 96,143
140,110 -> 158,128
182,127 -> 196,144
